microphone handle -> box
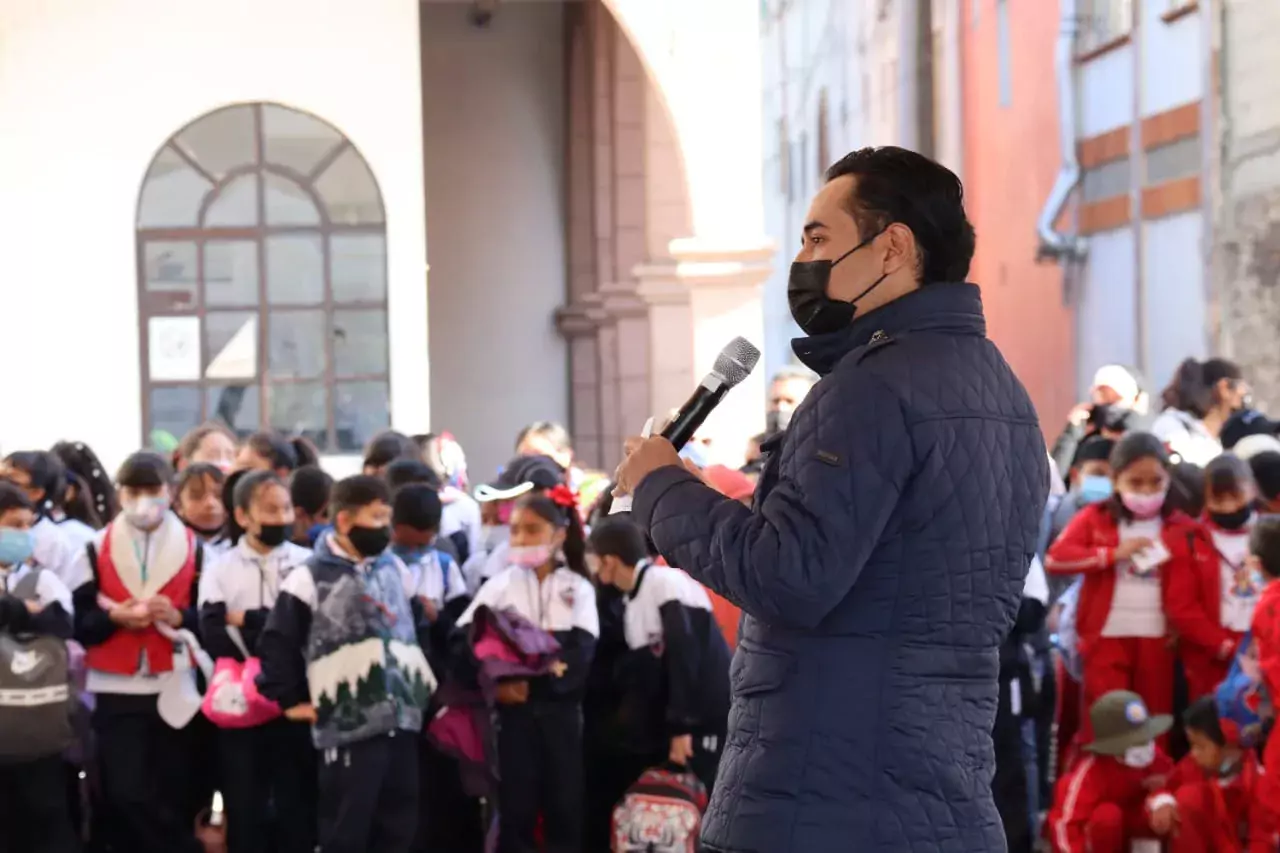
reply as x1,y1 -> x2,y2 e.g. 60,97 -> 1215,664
661,381 -> 731,451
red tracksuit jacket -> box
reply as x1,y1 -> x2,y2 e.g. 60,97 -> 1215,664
1048,749 -> 1173,853
1147,753 -> 1275,853
1164,521 -> 1243,698
1045,504 -> 1201,654
1251,582 -> 1280,816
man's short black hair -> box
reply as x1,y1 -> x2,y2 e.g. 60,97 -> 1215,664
587,515 -> 650,567
1250,452 -> 1280,502
825,146 -> 976,283
117,451 -> 174,490
330,475 -> 391,518
3,451 -> 66,507
0,482 -> 33,516
385,458 -> 441,492
290,465 -> 333,516
393,484 -> 443,532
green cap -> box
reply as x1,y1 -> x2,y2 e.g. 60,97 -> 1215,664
1085,690 -> 1172,757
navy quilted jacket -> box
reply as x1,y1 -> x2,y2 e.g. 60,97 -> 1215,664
631,283 -> 1048,852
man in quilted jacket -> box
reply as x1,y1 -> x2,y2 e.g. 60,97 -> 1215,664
614,146 -> 1049,852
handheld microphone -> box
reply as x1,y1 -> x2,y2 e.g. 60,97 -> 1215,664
661,336 -> 762,451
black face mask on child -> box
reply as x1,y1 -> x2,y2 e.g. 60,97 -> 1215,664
346,525 -> 391,558
1210,506 -> 1254,531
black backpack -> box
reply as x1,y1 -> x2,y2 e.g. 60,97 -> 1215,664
0,569 -> 74,762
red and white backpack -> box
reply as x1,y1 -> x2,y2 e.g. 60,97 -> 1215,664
611,765 -> 709,853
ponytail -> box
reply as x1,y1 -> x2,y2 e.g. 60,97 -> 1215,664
1161,358 -> 1243,418
51,441 -> 119,527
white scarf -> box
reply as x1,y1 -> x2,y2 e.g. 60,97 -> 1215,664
109,512 -> 191,600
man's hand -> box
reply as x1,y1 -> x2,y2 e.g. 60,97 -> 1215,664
109,599 -> 153,630
1068,403 -> 1093,427
147,595 -> 182,628
668,734 -> 694,766
495,680 -> 530,705
1149,802 -> 1179,836
284,703 -> 317,723
613,437 -> 683,497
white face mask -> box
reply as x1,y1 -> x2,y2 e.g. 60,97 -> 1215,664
123,495 -> 169,531
1123,741 -> 1156,768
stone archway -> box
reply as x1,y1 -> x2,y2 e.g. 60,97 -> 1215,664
559,0 -> 773,469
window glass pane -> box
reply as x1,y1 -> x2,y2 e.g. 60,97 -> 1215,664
266,235 -> 324,304
262,105 -> 342,177
315,147 -> 384,225
333,309 -> 388,377
142,242 -> 198,311
264,172 -> 321,226
269,382 -> 328,451
268,310 -> 325,380
205,174 -> 259,227
204,241 -> 259,307
138,146 -> 213,228
331,235 -> 387,302
207,384 -> 260,438
149,386 -> 202,450
334,381 -> 390,453
148,316 -> 202,381
174,104 -> 256,181
205,312 -> 258,380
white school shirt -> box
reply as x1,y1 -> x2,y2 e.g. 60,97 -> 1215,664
623,562 -> 711,651
0,561 -> 74,615
458,564 -> 599,637
198,538 -> 311,613
30,516 -> 78,588
463,539 -> 509,597
1213,526 -> 1257,633
408,550 -> 467,610
439,488 -> 483,564
1101,517 -> 1167,638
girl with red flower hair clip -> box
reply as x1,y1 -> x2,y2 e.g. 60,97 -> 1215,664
456,489 -> 598,852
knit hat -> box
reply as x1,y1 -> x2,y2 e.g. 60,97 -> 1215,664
1084,690 -> 1172,756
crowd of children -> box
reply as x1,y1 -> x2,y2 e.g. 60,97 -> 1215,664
1025,360 -> 1280,852
0,422 -> 733,853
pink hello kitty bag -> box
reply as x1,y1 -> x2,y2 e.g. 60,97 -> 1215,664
201,626 -> 281,729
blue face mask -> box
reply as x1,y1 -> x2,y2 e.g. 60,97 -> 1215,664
1079,475 -> 1114,504
393,543 -> 429,565
306,523 -> 329,546
0,528 -> 35,566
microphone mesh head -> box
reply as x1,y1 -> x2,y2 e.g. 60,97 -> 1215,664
713,337 -> 761,388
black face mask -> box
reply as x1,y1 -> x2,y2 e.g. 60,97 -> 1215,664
1210,506 -> 1255,531
181,516 -> 224,539
346,525 -> 391,558
787,231 -> 888,336
256,524 -> 289,548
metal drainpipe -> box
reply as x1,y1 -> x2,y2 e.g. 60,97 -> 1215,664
1131,0 -> 1146,378
1200,0 -> 1221,354
1035,0 -> 1087,262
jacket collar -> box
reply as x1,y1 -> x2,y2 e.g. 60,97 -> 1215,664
792,282 -> 987,375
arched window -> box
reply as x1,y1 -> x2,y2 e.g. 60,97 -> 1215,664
136,103 -> 389,453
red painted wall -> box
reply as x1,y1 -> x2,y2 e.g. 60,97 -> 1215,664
962,0 -> 1076,437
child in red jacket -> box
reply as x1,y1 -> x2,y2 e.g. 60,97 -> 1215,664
1146,696 -> 1276,852
1166,454 -> 1258,700
1247,516 -> 1280,813
1046,432 -> 1197,745
1048,690 -> 1173,853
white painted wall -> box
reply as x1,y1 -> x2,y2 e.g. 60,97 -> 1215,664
1077,228 -> 1139,397
1143,212 -> 1207,389
1140,0 -> 1202,117
1078,47 -> 1135,138
0,0 -> 428,471
420,3 -> 568,483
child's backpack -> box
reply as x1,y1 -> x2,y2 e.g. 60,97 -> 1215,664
1216,631 -> 1270,748
611,764 -> 709,853
0,568 -> 74,762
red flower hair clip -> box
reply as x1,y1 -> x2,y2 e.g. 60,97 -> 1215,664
548,484 -> 578,509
